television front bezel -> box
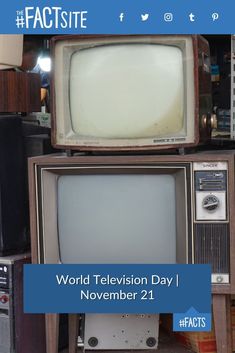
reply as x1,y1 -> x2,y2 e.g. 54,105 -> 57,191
51,35 -> 210,152
35,163 -> 189,266
28,153 -> 235,295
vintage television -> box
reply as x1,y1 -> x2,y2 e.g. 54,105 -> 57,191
29,152 -> 235,292
0,35 -> 23,69
29,152 -> 235,351
51,35 -> 214,152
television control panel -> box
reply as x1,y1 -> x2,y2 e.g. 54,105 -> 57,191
0,264 -> 10,289
194,163 -> 227,222
0,291 -> 9,307
193,162 -> 229,284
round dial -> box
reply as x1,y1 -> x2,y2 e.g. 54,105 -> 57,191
0,295 -> 8,304
202,194 -> 220,212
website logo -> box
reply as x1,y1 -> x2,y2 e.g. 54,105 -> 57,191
15,7 -> 88,29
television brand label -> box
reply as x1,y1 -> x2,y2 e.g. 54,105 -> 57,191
193,162 -> 227,171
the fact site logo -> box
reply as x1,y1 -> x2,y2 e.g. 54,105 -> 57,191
15,7 -> 88,29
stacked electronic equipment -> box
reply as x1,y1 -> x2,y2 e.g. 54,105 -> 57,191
27,35 -> 234,353
0,35 -> 52,353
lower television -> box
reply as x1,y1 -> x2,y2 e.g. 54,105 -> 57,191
29,152 -> 235,294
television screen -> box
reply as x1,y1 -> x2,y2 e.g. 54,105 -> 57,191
70,44 -> 184,139
57,174 -> 177,264
52,35 -> 211,151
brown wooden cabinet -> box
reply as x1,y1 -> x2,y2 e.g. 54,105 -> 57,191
0,71 -> 41,113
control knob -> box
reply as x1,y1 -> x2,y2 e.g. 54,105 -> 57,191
0,295 -> 8,304
202,194 -> 220,212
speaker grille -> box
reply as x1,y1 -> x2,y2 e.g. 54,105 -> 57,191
194,223 -> 229,274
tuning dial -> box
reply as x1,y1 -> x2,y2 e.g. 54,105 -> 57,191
202,195 -> 220,212
216,275 -> 224,283
0,295 -> 8,304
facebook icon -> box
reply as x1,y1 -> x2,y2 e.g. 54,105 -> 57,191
119,13 -> 124,22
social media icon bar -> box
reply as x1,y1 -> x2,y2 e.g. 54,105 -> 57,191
117,12 -> 220,24
164,13 -> 173,22
141,14 -> 149,21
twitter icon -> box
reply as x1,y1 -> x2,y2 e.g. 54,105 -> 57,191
141,14 -> 149,21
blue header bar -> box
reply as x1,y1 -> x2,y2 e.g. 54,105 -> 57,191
1,1 -> 235,34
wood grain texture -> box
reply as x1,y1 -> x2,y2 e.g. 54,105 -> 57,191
46,313 -> 59,353
69,314 -> 79,353
213,295 -> 232,353
0,71 -> 41,112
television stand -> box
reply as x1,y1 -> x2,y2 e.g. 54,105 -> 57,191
66,149 -> 73,157
177,147 -> 185,155
56,295 -> 231,353
212,294 -> 231,353
44,294 -> 232,353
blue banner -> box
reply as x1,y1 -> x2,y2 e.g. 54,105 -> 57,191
24,264 -> 211,315
0,0 -> 234,34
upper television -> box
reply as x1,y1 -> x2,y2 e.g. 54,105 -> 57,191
51,35 -> 213,151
